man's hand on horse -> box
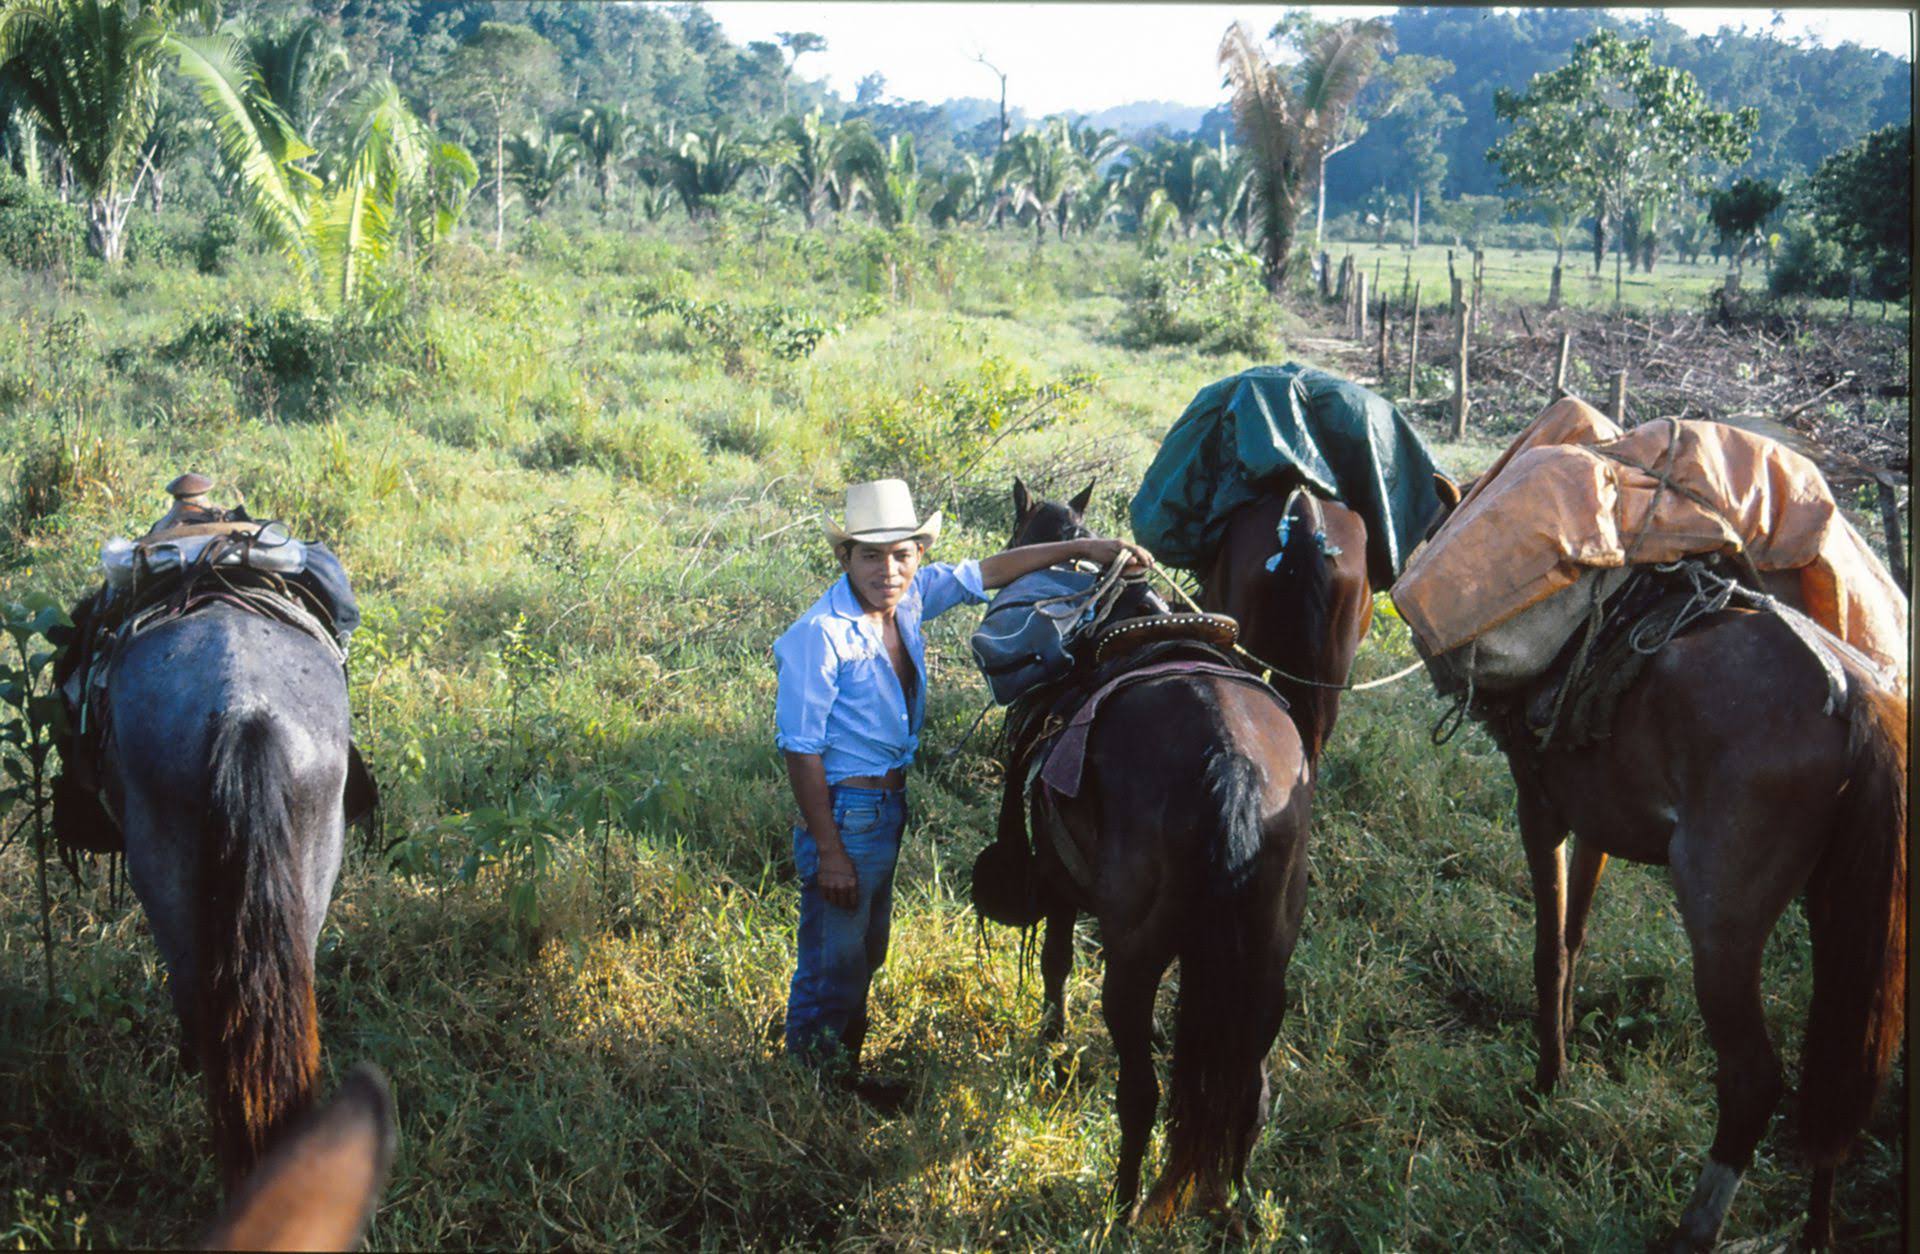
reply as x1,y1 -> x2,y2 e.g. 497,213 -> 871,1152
1081,538 -> 1154,574
818,847 -> 860,909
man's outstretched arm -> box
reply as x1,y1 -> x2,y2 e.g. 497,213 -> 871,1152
977,537 -> 1153,590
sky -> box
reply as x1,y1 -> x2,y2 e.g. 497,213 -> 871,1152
697,4 -> 1913,116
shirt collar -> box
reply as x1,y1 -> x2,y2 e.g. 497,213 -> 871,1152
827,575 -> 919,634
828,576 -> 864,621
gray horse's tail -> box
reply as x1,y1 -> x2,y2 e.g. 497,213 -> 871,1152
199,708 -> 321,1190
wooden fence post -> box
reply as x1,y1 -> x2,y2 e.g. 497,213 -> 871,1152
1470,248 -> 1485,339
1608,370 -> 1627,423
1875,474 -> 1908,591
1451,275 -> 1469,439
1318,251 -> 1333,299
1376,286 -> 1391,376
1552,331 -> 1572,403
1406,280 -> 1421,400
1372,257 -> 1382,311
1353,271 -> 1369,339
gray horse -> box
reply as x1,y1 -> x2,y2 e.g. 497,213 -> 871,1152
105,602 -> 350,1189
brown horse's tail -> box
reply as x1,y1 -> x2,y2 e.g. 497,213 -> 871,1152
1799,679 -> 1907,1168
1139,753 -> 1273,1222
1268,494 -> 1336,759
198,709 -> 321,1191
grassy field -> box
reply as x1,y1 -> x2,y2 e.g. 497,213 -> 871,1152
1318,236 -> 1903,322
0,224 -> 1904,1249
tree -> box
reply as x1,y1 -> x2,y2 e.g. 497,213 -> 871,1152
436,22 -> 559,252
1489,31 -> 1756,303
1263,11 -> 1410,251
1369,70 -> 1461,248
244,13 -> 347,138
773,30 -> 823,115
0,0 -> 202,262
991,119 -> 1083,242
1794,123 -> 1910,300
774,107 -> 870,227
661,124 -> 754,219
564,103 -> 634,219
504,125 -> 576,217
1219,20 -> 1390,291
1707,176 -> 1783,277
174,32 -> 475,308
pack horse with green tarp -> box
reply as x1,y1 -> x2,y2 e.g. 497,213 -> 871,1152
1128,363 -> 1445,586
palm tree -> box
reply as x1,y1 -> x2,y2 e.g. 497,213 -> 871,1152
928,153 -> 987,227
0,0 -> 201,262
774,107 -> 869,227
504,124 -> 577,217
993,119 -> 1083,242
244,14 -> 347,138
1219,20 -> 1392,291
1138,137 -> 1218,238
850,130 -> 920,230
564,102 -> 632,218
662,124 -> 754,219
172,30 -> 474,308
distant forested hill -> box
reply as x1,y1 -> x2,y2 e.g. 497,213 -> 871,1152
297,0 -> 1907,205
1319,7 -> 1911,212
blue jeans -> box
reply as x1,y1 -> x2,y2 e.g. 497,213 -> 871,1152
785,785 -> 907,1069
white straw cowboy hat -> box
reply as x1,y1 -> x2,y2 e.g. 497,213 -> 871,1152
822,479 -> 942,547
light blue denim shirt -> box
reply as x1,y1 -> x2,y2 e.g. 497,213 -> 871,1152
773,559 -> 988,783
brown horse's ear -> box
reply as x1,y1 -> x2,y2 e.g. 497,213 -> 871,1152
1068,480 -> 1095,516
1433,473 -> 1463,511
1012,478 -> 1032,521
201,1065 -> 396,1252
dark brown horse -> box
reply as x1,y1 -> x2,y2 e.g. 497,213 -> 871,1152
1413,478 -> 1907,1251
1010,483 -> 1315,1223
1198,482 -> 1373,757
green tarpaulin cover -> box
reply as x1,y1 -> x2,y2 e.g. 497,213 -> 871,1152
1129,364 -> 1446,586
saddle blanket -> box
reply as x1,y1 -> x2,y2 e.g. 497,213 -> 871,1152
1392,398 -> 1908,688
1037,659 -> 1278,798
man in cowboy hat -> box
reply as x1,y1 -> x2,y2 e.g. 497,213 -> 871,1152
774,478 -> 1150,1095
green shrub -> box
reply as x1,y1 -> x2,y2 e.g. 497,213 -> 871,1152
844,355 -> 1097,524
0,172 -> 81,272
164,304 -> 431,420
1119,241 -> 1276,354
1769,222 -> 1850,299
2,416 -> 132,540
193,207 -> 243,274
523,409 -> 708,494
634,290 -> 845,373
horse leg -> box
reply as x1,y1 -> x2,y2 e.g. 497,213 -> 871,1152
1040,901 -> 1075,1047
1516,779 -> 1572,1093
1561,841 -> 1608,1043
1669,882 -> 1786,1251
1101,957 -> 1162,1220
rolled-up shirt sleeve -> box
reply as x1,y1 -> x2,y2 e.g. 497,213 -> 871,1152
773,624 -> 838,754
915,558 -> 988,621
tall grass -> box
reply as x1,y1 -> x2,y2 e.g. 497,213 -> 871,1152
0,224 -> 1902,1249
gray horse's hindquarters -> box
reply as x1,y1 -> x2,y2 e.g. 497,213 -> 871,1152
105,604 -> 351,1021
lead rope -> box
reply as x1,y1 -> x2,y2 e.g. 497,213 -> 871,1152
1145,565 -> 1426,693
